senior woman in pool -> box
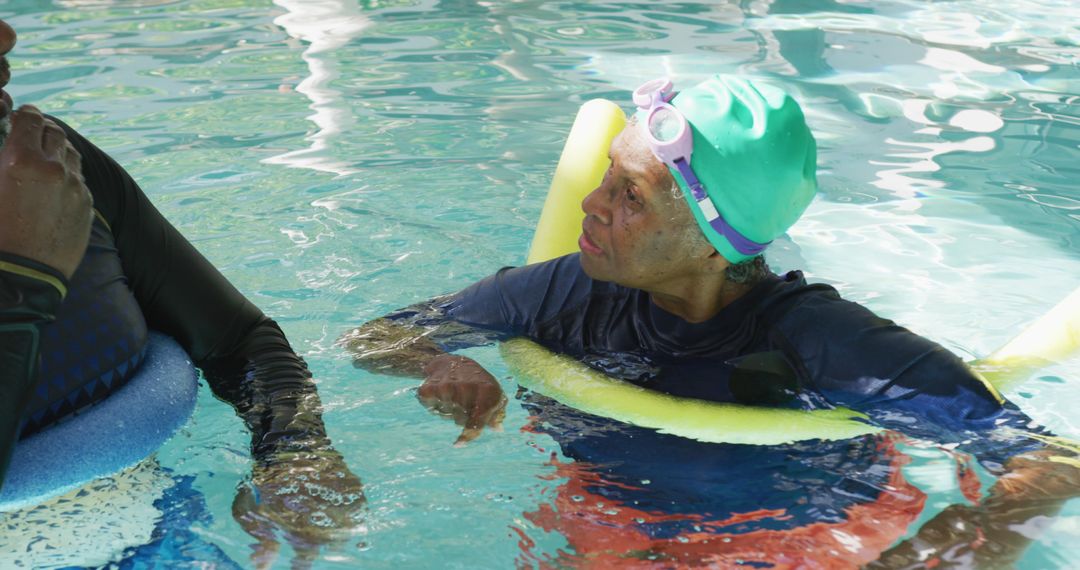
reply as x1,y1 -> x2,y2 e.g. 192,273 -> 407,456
0,17 -> 362,565
344,75 -> 1079,566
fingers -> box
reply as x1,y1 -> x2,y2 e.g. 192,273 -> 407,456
45,123 -> 86,193
418,355 -> 506,445
454,426 -> 483,447
459,402 -> 487,442
41,116 -> 66,159
4,105 -> 82,170
251,538 -> 282,570
42,118 -> 86,193
418,389 -> 489,446
286,536 -> 320,570
487,395 -> 508,431
2,106 -> 85,189
455,393 -> 508,446
6,105 -> 44,151
233,484 -> 282,570
64,139 -> 84,183
236,457 -> 366,569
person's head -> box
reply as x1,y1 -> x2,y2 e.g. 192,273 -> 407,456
0,18 -> 15,147
578,75 -> 817,295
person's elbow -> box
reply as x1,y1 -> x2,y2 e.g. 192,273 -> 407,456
339,318 -> 395,364
995,448 -> 1080,504
338,318 -> 443,378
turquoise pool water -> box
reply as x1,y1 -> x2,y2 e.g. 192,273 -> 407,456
3,0 -> 1078,567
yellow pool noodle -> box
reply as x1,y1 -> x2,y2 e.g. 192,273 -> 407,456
501,338 -> 880,445
974,286 -> 1080,391
526,99 -> 626,265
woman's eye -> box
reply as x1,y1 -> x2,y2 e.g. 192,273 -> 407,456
625,187 -> 641,205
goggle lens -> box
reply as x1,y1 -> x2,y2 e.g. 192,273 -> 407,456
632,77 -> 771,257
648,107 -> 684,143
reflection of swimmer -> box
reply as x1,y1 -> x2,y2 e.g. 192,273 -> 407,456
342,75 -> 1080,566
518,431 -> 929,568
0,18 -> 362,566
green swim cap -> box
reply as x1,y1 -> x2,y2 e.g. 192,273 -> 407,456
651,75 -> 818,264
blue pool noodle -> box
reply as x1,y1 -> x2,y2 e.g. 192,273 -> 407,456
0,332 -> 199,511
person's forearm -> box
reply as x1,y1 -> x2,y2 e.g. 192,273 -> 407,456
872,449 -> 1079,568
202,318 -> 334,459
342,316 -> 507,445
340,317 -> 450,378
972,448 -> 1078,542
873,493 -> 1065,569
0,253 -> 67,486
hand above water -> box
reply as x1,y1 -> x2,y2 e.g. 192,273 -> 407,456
419,354 -> 507,445
233,446 -> 366,570
0,105 -> 93,278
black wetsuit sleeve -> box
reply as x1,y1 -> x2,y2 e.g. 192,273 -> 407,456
0,253 -> 67,486
52,116 -> 329,456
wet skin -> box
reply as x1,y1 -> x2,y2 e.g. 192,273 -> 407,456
578,125 -> 704,290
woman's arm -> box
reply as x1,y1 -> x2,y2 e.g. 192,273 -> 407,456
869,447 -> 1079,568
340,308 -> 507,445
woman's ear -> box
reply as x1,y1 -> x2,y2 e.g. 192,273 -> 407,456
703,248 -> 731,275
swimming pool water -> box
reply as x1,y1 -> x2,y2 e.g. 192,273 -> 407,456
3,0 -> 1078,567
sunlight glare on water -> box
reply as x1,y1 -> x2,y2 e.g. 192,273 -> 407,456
2,0 -> 1078,567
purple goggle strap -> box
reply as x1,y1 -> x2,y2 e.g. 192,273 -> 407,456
635,77 -> 770,257
670,157 -> 770,256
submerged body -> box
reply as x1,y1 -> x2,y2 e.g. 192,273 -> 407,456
364,252 -> 1041,565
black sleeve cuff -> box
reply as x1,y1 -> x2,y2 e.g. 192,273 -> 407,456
0,251 -> 69,319
200,317 -> 330,458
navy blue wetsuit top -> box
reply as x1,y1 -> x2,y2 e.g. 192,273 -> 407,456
440,254 -> 1023,435
396,254 -> 1041,533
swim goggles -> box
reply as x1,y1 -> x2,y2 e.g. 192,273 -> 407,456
632,78 -> 769,256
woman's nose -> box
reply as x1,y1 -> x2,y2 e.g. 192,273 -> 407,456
581,183 -> 611,225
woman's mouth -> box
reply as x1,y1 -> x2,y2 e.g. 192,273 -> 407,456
579,229 -> 603,256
